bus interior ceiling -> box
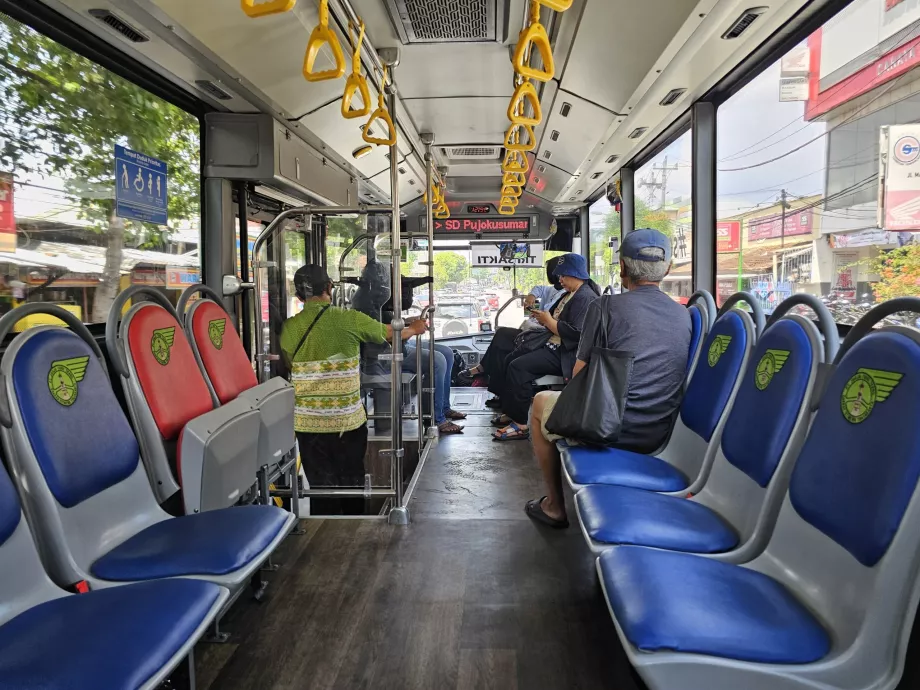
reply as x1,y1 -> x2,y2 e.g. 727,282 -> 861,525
11,0 -> 920,689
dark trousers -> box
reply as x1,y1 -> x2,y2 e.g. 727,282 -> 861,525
297,424 -> 368,515
503,346 -> 563,424
483,327 -> 520,396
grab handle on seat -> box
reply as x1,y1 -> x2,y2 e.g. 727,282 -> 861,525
303,0 -> 346,82
507,80 -> 542,126
0,303 -> 105,428
717,291 -> 766,336
241,0 -> 296,17
106,286 -> 182,379
833,297 -> 920,365
688,290 -> 717,330
177,284 -> 226,326
767,293 -> 840,363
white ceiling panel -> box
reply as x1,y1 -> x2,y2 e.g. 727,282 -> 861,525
392,44 -> 515,99
404,97 -> 509,145
368,157 -> 424,203
560,0 -> 700,114
535,89 -> 615,175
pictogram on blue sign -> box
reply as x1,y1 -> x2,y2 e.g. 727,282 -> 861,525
114,145 -> 168,225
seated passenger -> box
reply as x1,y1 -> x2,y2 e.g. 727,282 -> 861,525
459,256 -> 564,409
493,253 -> 601,441
280,264 -> 427,514
352,233 -> 465,434
524,229 -> 692,528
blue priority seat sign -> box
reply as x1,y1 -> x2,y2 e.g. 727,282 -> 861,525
114,145 -> 168,225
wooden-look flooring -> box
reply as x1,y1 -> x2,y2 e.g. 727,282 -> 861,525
191,422 -> 642,690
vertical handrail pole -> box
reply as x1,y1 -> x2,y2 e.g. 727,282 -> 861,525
382,49 -> 407,523
415,332 -> 424,443
423,135 -> 437,437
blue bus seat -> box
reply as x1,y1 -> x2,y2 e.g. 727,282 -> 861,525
0,325 -> 295,596
561,307 -> 755,496
576,315 -> 822,562
0,456 -> 228,690
598,325 -> 920,690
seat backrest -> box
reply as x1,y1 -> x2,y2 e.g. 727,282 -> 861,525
0,458 -> 65,626
686,304 -> 705,379
1,326 -> 166,589
693,315 -> 820,556
749,327 -> 920,685
121,302 -> 214,504
658,308 -> 755,487
186,299 -> 257,406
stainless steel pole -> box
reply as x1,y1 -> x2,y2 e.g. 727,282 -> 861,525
383,50 -> 409,525
423,136 -> 437,438
415,333 -> 424,443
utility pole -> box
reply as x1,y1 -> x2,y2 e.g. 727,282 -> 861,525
639,155 -> 680,209
779,188 -> 791,248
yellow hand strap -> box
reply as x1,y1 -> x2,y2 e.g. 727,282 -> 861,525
538,0 -> 572,11
513,2 -> 554,82
503,170 -> 527,187
362,66 -> 397,146
303,0 -> 346,82
505,122 -> 536,152
241,0 -> 296,18
498,197 -> 518,215
434,200 -> 450,219
502,149 -> 529,174
341,21 -> 370,118
501,184 -> 523,199
507,80 -> 542,126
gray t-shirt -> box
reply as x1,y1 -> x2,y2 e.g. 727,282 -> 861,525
576,285 -> 692,452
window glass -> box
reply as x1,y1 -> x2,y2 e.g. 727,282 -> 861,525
0,14 -> 201,324
589,192 -> 620,292
634,131 -> 693,303
717,0 -> 920,322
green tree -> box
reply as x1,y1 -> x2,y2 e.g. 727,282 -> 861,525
870,244 -> 920,301
433,251 -> 468,289
0,16 -> 200,320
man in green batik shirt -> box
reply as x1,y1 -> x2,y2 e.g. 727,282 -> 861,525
280,264 -> 426,513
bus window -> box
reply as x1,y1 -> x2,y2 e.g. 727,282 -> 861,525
0,13 -> 201,325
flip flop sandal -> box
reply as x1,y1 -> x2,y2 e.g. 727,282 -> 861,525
490,414 -> 511,427
525,497 -> 569,529
485,398 -> 503,409
438,421 -> 464,435
446,409 -> 467,421
493,422 -> 530,442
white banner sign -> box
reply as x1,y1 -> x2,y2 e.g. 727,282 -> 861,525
832,228 -> 901,247
881,124 -> 920,229
833,251 -> 859,299
471,241 -> 544,267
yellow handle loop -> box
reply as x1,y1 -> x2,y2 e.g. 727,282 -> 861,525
501,184 -> 523,199
513,2 -> 554,82
362,67 -> 397,146
502,149 -> 529,174
434,200 -> 450,219
498,197 -> 518,215
241,0 -> 296,18
303,0 -> 346,82
503,170 -> 527,187
505,122 -> 536,152
507,79 -> 542,126
341,20 -> 370,118
538,0 -> 573,10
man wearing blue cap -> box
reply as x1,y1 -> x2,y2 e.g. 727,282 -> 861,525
493,252 -> 601,441
525,229 -> 692,528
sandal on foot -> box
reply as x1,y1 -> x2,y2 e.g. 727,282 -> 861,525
490,414 -> 511,427
459,366 -> 483,378
525,497 -> 569,529
446,409 -> 467,421
492,422 -> 529,441
438,420 -> 464,435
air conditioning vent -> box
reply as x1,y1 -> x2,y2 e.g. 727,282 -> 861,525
441,146 -> 501,160
659,88 -> 686,106
721,7 -> 768,40
591,172 -> 602,180
629,127 -> 648,139
550,130 -> 560,142
195,80 -> 232,101
605,155 -> 619,164
542,150 -> 552,160
88,9 -> 149,43
383,0 -> 503,43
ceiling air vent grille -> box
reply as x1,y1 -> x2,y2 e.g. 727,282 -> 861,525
721,7 -> 768,40
384,0 -> 501,44
88,9 -> 149,43
441,146 -> 501,159
195,80 -> 232,101
659,88 -> 686,106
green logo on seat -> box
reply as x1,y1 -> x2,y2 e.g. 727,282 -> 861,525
151,327 -> 176,366
755,349 -> 790,390
708,335 -> 732,367
841,368 -> 903,424
48,356 -> 89,406
208,318 -> 226,350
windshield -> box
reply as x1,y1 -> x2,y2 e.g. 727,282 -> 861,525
438,303 -> 478,319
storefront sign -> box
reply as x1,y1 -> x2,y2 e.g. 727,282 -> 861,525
27,272 -> 101,288
779,43 -> 810,102
747,209 -> 813,241
471,241 -> 544,267
881,124 -> 920,229
716,221 -> 741,253
165,266 -> 199,289
0,172 -> 14,253
131,268 -> 165,286
831,228 -> 901,247
833,251 -> 859,299
780,76 -> 810,102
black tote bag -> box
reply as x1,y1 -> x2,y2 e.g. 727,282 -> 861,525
544,296 -> 633,446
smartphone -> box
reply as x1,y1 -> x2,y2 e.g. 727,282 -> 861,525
525,298 -> 540,314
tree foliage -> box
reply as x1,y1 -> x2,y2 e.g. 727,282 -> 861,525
433,251 -> 468,288
0,15 -> 200,319
871,244 -> 920,302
